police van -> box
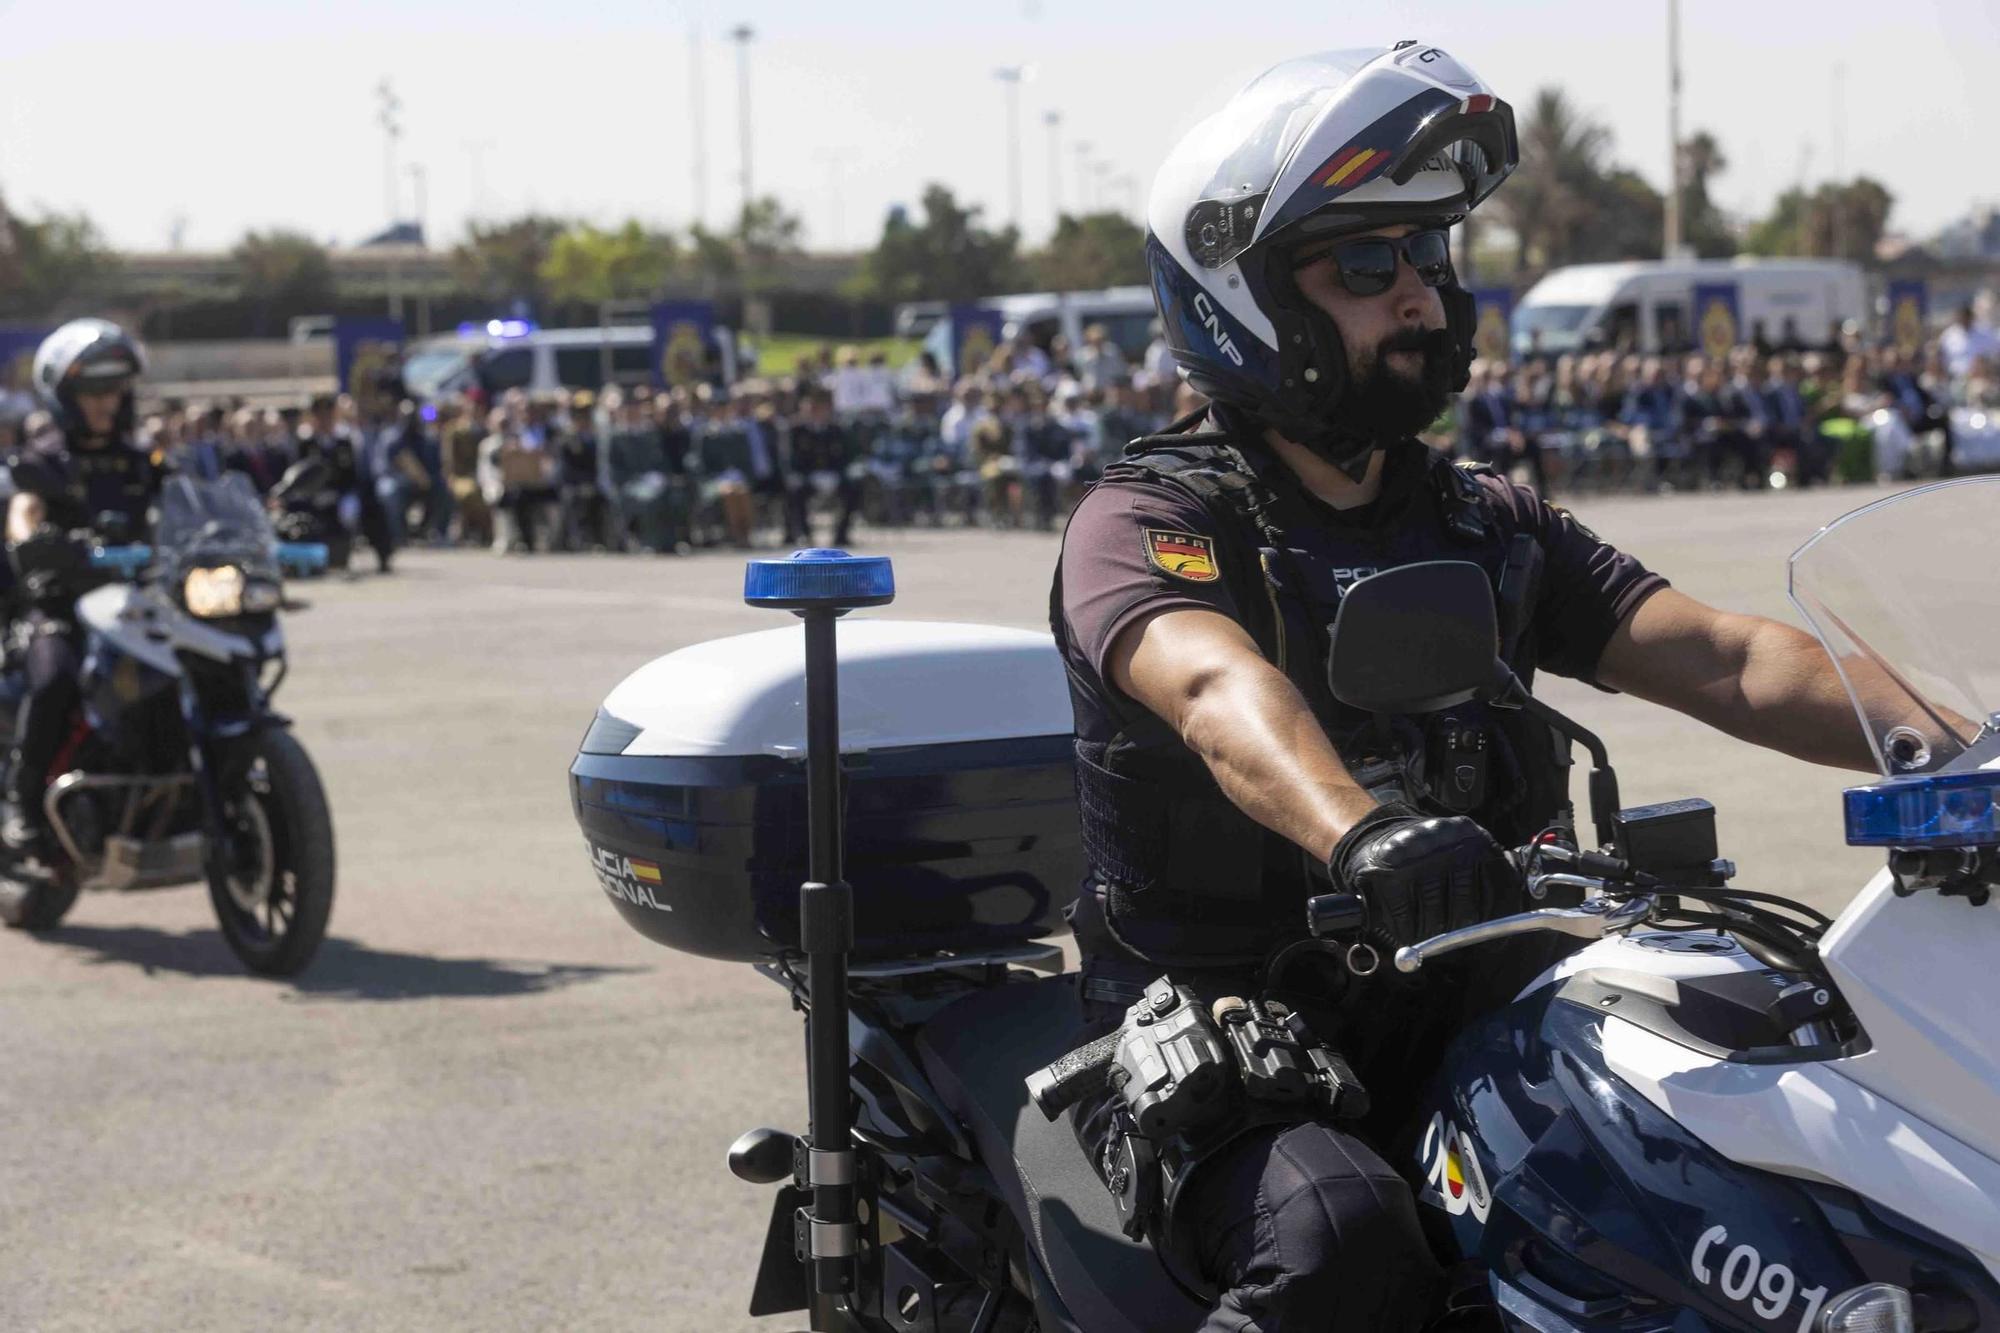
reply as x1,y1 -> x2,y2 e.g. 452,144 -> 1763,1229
401,323 -> 680,402
985,286 -> 1158,361
1512,259 -> 1867,358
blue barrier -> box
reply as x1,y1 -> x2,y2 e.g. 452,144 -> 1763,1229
277,542 -> 330,577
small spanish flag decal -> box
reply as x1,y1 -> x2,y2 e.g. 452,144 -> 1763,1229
1144,529 -> 1219,583
629,858 -> 662,884
1316,144 -> 1391,189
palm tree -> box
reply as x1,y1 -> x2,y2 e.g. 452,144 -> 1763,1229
1492,88 -> 1612,271
1676,131 -> 1737,257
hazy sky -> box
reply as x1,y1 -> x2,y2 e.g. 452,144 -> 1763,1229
2,0 -> 1994,254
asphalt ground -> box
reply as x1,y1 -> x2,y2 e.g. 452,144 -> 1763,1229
0,483 -> 1904,1331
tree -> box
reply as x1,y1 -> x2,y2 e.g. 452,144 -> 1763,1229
1028,212 -> 1147,290
735,196 -> 806,292
1743,178 -> 1893,262
0,199 -> 119,320
0,190 -> 19,299
231,230 -> 335,315
1578,170 -> 1664,263
1676,131 -> 1736,258
450,215 -> 568,311
864,184 -> 1022,304
540,220 -> 680,304
1490,88 -> 1613,271
684,224 -> 741,290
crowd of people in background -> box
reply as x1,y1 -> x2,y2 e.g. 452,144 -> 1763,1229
0,305 -> 1993,568
1456,303 -> 1998,497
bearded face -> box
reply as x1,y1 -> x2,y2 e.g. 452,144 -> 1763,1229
1337,324 -> 1457,444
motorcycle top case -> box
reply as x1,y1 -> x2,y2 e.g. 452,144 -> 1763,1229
569,620 -> 1083,962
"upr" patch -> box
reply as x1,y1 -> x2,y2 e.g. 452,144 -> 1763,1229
1144,529 -> 1220,583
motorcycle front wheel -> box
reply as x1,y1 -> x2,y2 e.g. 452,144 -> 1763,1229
209,728 -> 336,977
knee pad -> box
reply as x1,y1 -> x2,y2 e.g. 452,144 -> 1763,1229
1185,1121 -> 1444,1332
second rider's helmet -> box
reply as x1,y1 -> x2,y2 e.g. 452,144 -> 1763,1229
1146,43 -> 1518,468
31,317 -> 146,439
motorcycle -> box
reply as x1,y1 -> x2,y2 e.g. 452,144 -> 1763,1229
269,454 -> 353,574
571,483 -> 2000,1331
0,473 -> 339,978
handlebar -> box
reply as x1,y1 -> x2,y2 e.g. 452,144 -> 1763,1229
1024,1028 -> 1122,1121
89,544 -> 153,577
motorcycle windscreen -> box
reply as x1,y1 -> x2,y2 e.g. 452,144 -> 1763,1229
1789,477 -> 2000,777
156,472 -> 282,580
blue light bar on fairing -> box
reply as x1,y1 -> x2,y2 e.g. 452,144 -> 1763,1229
1845,771 -> 2000,848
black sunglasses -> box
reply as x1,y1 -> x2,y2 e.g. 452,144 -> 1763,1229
1293,229 -> 1453,297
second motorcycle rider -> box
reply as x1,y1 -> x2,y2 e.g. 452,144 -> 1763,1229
1050,43 -> 1879,1332
4,319 -> 159,877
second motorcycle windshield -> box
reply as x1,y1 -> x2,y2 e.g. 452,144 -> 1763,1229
156,473 -> 280,577
1789,477 -> 2000,778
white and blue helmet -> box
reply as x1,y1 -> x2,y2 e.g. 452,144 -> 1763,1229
1146,43 -> 1518,458
32,317 -> 146,436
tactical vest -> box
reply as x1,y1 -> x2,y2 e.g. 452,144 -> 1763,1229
29,435 -> 154,537
1051,424 -> 1573,969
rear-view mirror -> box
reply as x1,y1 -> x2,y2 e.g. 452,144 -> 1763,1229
1328,561 -> 1505,714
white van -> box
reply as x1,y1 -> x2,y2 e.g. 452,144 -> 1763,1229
983,286 -> 1158,361
1512,259 -> 1867,358
401,323 -> 734,401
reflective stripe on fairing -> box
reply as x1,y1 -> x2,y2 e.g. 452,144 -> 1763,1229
1600,1013 -> 2000,1287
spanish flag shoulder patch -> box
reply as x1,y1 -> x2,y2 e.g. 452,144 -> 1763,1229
1143,529 -> 1220,583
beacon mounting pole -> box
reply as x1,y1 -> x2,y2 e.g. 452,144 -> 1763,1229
743,548 -> 894,1315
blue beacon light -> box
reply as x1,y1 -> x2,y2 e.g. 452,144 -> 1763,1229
1844,771 -> 2000,848
743,548 -> 895,611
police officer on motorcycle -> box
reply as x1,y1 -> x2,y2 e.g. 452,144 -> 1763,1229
2,319 -> 160,872
1051,45 -> 1879,1332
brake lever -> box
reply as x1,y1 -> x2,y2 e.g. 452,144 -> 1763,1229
1393,895 -> 1654,974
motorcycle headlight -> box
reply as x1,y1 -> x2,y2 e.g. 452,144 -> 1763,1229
183,566 -> 281,618
1819,1284 -> 1912,1333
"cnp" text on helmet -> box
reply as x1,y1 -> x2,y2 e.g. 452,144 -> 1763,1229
1191,292 -> 1244,366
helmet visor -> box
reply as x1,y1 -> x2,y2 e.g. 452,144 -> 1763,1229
1394,96 -> 1517,212
1257,92 -> 1521,250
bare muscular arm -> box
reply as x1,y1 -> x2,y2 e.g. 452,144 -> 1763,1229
1595,587 -> 1877,771
1108,606 -> 1377,862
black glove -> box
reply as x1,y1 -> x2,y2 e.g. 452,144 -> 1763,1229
1328,804 -> 1520,947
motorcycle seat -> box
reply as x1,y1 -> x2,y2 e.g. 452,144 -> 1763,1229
915,974 -> 1207,1333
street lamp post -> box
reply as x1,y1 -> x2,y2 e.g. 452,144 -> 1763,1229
1663,0 -> 1683,259
1114,173 -> 1138,221
824,151 -> 847,251
1043,110 -> 1063,229
993,66 -> 1026,233
690,26 -> 709,230
407,163 -> 430,335
729,24 -> 755,226
377,80 -> 404,322
407,164 -> 428,241
376,80 -> 402,226
461,138 -> 493,221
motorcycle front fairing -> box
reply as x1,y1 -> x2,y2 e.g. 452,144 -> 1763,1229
1416,479 -> 2000,1327
1421,965 -> 2000,1333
